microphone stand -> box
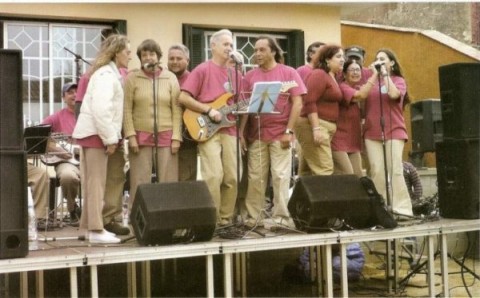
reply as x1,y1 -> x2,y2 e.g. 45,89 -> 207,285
151,67 -> 159,183
232,62 -> 242,204
376,69 -> 398,294
64,47 -> 91,81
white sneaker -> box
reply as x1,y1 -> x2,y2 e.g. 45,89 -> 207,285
88,230 -> 121,244
84,229 -> 115,240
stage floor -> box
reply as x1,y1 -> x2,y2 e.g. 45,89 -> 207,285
1,217 -> 479,297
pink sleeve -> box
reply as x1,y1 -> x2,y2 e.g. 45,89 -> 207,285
303,70 -> 327,114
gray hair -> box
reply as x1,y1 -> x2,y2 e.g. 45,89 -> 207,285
210,29 -> 232,45
168,44 -> 190,60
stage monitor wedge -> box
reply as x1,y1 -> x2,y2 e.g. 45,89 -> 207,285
288,175 -> 372,232
131,181 -> 216,246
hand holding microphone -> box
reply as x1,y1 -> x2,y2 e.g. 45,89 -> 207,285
372,61 -> 387,76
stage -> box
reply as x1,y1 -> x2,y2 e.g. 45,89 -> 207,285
0,217 -> 479,297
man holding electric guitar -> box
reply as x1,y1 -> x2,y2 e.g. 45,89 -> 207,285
239,36 -> 306,228
41,82 -> 82,226
178,29 -> 244,226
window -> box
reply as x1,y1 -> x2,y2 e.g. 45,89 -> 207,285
2,19 -> 125,124
183,25 -> 305,72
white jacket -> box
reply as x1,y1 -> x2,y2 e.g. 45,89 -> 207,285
73,62 -> 124,145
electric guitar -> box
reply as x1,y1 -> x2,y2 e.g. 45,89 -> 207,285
40,133 -> 80,166
183,81 -> 298,142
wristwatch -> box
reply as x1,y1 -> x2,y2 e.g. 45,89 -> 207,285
285,128 -> 294,135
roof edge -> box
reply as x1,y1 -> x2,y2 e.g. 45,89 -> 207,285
341,20 -> 480,61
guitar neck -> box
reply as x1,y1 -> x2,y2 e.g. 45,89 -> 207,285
221,98 -> 249,114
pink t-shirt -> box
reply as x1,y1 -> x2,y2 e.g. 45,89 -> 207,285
332,82 -> 362,152
363,76 -> 408,141
181,61 -> 243,136
296,64 -> 313,83
42,108 -> 76,135
243,64 -> 306,142
177,70 -> 190,87
302,69 -> 343,122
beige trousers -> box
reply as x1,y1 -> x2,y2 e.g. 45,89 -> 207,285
55,163 -> 80,212
80,147 -> 125,231
128,146 -> 178,205
28,164 -> 49,219
332,151 -> 363,177
295,117 -> 336,176
245,140 -> 292,221
198,133 -> 240,222
365,139 -> 413,216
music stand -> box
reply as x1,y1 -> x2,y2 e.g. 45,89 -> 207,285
246,81 -> 283,115
24,124 -> 52,155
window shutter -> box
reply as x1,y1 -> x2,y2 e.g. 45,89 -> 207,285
286,30 -> 305,68
113,20 -> 127,34
183,24 -> 205,70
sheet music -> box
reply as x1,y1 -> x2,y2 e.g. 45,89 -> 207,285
247,81 -> 282,114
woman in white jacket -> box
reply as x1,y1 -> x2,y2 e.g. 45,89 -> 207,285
73,34 -> 131,244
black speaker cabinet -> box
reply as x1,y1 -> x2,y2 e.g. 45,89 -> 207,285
0,150 -> 28,259
131,181 -> 216,246
439,63 -> 480,140
288,175 -> 372,232
411,99 -> 443,153
436,139 -> 479,219
0,49 -> 23,149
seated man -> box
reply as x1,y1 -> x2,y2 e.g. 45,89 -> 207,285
42,82 -> 81,225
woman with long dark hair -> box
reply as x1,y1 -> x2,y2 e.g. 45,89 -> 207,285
363,48 -> 413,217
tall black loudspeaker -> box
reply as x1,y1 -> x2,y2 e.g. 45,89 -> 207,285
436,139 -> 479,219
0,150 -> 28,259
410,99 -> 443,153
131,181 -> 216,246
439,63 -> 480,139
0,49 -> 23,149
288,175 -> 372,232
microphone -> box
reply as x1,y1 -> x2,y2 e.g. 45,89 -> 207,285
143,62 -> 159,69
229,51 -> 243,64
374,62 -> 385,71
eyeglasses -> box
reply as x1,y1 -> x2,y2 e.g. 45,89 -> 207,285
347,68 -> 361,73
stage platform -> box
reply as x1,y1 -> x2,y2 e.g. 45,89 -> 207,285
1,217 -> 479,297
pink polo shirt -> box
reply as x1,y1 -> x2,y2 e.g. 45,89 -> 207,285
42,108 -> 76,135
243,63 -> 306,143
363,76 -> 408,141
181,61 -> 243,137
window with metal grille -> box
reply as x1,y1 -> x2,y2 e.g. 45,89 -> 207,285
2,20 -> 124,125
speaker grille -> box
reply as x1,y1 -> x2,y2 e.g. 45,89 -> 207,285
288,175 -> 372,231
131,181 -> 216,245
0,150 -> 28,259
0,50 -> 24,149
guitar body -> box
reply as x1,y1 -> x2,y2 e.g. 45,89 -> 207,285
40,155 -> 80,166
183,92 -> 236,142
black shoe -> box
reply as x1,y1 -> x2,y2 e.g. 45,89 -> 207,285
68,210 -> 80,227
104,221 -> 130,236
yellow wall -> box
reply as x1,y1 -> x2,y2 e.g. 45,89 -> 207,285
342,23 -> 480,166
1,3 -> 341,69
